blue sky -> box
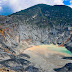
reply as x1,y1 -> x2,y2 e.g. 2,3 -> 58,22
0,0 -> 72,16
63,0 -> 70,5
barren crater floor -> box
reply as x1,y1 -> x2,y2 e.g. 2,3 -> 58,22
21,44 -> 72,72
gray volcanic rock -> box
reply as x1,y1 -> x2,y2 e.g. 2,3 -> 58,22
0,4 -> 72,72
0,4 -> 72,47
8,4 -> 72,46
54,63 -> 72,72
25,66 -> 39,72
0,54 -> 39,72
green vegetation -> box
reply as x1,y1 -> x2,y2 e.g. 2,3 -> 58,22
9,4 -> 72,28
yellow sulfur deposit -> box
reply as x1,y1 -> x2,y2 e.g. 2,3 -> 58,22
26,44 -> 72,56
0,67 -> 15,72
0,28 -> 5,40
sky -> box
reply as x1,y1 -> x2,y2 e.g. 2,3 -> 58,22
0,0 -> 72,16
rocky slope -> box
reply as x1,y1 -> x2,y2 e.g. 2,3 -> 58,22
9,4 -> 72,45
0,4 -> 72,72
1,4 -> 72,46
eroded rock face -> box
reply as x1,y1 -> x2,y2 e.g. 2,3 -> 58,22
54,63 -> 72,72
0,67 -> 15,72
0,4 -> 72,72
0,4 -> 72,47
0,53 -> 39,72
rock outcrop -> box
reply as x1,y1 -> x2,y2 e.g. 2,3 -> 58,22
0,4 -> 72,72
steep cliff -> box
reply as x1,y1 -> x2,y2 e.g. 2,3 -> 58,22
9,4 -> 72,45
0,4 -> 72,72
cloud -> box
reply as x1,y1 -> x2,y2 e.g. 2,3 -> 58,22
69,0 -> 72,8
70,0 -> 72,4
54,0 -> 64,5
70,0 -> 72,3
0,0 -> 8,11
0,6 -> 2,11
68,5 -> 72,8
0,0 -> 7,5
0,0 -> 72,13
0,0 -> 7,12
8,0 -> 65,12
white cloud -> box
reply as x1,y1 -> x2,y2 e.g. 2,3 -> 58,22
68,5 -> 72,8
0,0 -> 7,6
70,0 -> 72,4
70,0 -> 72,3
0,6 -> 2,11
69,0 -> 72,8
0,1 -> 2,5
0,1 -> 2,4
8,0 -> 65,12
1,0 -> 72,13
0,0 -> 7,11
54,0 -> 64,5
